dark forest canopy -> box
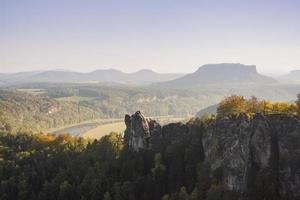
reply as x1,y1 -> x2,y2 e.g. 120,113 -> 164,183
0,125 -> 240,200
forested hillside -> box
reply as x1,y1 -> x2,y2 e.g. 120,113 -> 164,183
0,87 -> 217,133
0,96 -> 299,200
0,90 -> 101,133
1,82 -> 300,134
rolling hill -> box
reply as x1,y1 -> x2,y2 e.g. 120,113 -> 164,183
278,70 -> 300,84
0,69 -> 184,86
196,104 -> 218,117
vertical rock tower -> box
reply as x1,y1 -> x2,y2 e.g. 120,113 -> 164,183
124,111 -> 161,151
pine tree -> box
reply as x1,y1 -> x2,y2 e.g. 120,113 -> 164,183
178,186 -> 189,200
104,192 -> 112,200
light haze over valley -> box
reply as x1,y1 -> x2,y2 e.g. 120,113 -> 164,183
1,0 -> 300,75
1,1 -> 300,200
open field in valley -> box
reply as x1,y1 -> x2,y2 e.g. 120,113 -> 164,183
80,122 -> 126,139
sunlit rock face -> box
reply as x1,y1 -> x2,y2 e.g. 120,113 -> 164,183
124,111 -> 161,151
124,111 -> 300,199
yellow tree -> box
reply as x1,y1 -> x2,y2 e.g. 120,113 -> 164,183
261,100 -> 273,114
217,95 -> 247,118
297,94 -> 300,114
272,102 -> 292,114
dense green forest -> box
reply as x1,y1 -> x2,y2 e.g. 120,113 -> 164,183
0,95 -> 299,200
0,125 -> 236,200
0,90 -> 101,133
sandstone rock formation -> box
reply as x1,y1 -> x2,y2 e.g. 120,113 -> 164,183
124,111 -> 162,151
201,113 -> 300,199
124,111 -> 300,199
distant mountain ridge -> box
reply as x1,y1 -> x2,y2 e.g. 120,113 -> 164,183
156,63 -> 278,88
4,64 -> 299,87
0,69 -> 184,86
277,70 -> 300,84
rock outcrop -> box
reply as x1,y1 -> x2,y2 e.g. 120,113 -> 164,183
201,113 -> 300,199
124,111 -> 300,199
124,111 -> 162,151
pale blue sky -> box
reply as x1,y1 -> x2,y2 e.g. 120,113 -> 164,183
1,0 -> 300,75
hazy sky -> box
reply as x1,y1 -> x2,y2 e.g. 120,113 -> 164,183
1,0 -> 300,75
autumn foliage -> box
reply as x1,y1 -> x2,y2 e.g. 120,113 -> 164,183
217,95 -> 300,118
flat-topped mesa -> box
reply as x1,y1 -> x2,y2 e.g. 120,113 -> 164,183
197,63 -> 257,74
156,63 -> 277,88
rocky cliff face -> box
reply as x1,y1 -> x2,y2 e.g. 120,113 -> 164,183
124,111 -> 300,199
124,111 -> 162,151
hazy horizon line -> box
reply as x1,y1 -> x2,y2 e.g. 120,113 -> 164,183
1,63 -> 299,77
